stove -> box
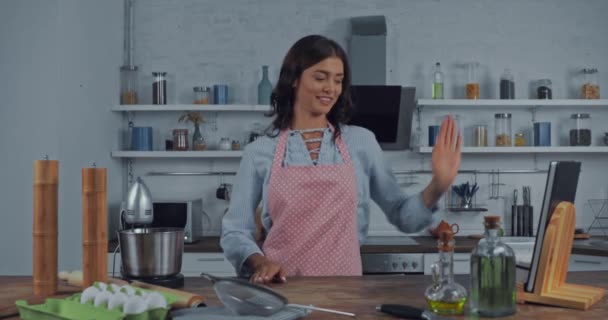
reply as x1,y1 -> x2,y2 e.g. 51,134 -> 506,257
361,236 -> 424,274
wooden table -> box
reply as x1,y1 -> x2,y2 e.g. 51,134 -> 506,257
2,273 -> 607,319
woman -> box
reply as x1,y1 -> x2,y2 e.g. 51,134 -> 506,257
221,35 -> 462,284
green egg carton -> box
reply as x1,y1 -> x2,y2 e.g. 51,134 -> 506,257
16,283 -> 179,320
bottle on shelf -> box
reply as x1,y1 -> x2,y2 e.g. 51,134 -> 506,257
424,230 -> 467,316
432,62 -> 444,99
257,65 -> 273,105
470,216 -> 517,317
499,68 -> 515,99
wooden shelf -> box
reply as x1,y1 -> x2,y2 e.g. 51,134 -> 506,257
112,104 -> 271,112
111,151 -> 243,158
416,146 -> 608,154
417,99 -> 608,108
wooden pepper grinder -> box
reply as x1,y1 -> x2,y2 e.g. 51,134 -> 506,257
82,163 -> 108,288
33,157 -> 58,297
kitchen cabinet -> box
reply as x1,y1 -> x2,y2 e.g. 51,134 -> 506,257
107,252 -> 236,277
423,253 -> 470,275
568,254 -> 608,272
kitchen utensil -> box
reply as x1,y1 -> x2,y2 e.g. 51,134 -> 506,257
118,228 -> 184,278
511,189 -> 518,236
377,304 -> 454,320
200,273 -> 355,317
121,177 -> 153,225
430,220 -> 459,238
128,279 -> 204,308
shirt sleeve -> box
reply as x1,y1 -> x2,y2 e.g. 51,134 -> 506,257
220,145 -> 264,276
365,136 -> 436,233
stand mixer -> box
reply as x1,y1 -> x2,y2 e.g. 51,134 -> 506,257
116,177 -> 185,288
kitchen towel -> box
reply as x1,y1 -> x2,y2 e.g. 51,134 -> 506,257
171,306 -> 310,320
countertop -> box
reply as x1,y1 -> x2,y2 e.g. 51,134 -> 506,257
2,273 -> 607,319
108,236 -> 608,256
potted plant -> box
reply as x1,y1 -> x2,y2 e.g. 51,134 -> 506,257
178,111 -> 206,150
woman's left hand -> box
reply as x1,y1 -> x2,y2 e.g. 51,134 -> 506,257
431,115 -> 462,194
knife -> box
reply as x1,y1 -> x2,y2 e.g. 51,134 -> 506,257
376,304 -> 454,320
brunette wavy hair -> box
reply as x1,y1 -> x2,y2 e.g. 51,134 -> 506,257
267,35 -> 354,140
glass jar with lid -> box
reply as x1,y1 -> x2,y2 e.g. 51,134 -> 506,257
569,113 -> 592,146
495,113 -> 512,147
173,129 -> 189,151
120,65 -> 138,105
193,86 -> 210,104
537,79 -> 552,99
152,72 -> 167,105
466,62 -> 480,99
514,133 -> 526,146
581,68 -> 600,99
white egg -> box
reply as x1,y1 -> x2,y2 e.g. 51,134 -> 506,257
58,270 -> 69,280
96,282 -> 107,291
108,292 -> 128,310
120,285 -> 136,296
107,283 -> 121,293
93,291 -> 112,307
123,296 -> 147,315
145,292 -> 167,309
80,286 -> 100,304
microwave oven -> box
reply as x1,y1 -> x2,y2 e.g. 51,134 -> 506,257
143,199 -> 205,243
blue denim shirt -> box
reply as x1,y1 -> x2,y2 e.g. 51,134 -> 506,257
221,125 -> 435,275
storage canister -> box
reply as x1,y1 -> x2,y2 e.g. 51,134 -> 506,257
537,79 -> 552,99
581,68 -> 600,99
495,113 -> 512,147
173,129 -> 189,151
569,113 -> 591,146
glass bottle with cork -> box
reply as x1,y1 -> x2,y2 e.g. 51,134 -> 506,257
470,215 -> 517,317
424,229 -> 467,316
432,62 -> 444,99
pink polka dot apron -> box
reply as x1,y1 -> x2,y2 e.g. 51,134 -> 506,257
262,129 -> 362,276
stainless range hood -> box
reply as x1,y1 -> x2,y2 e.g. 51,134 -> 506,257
348,16 -> 387,85
348,16 -> 416,150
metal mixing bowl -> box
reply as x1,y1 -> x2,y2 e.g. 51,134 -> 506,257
118,227 -> 184,277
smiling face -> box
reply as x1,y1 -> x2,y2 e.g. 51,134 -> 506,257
292,56 -> 344,119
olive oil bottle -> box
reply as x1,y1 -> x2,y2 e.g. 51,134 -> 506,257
424,230 -> 467,315
470,216 -> 517,317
